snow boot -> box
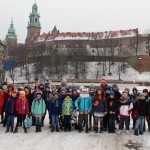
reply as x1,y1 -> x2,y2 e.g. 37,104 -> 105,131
51,126 -> 54,132
134,130 -> 139,136
39,125 -> 42,132
6,127 -> 9,133
13,128 -> 18,133
10,126 -> 14,133
78,126 -> 83,133
35,125 -> 38,132
139,131 -> 143,135
24,127 -> 27,133
56,126 -> 59,132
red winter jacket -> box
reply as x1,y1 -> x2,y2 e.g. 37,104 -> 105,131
16,97 -> 29,115
0,93 -> 4,115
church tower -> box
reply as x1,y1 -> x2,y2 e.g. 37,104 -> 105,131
6,19 -> 17,56
25,1 -> 41,46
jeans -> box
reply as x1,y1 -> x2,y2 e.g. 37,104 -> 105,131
108,115 -> 115,131
134,116 -> 145,132
119,117 -> 130,130
52,115 -> 59,127
7,115 -> 15,128
35,117 -> 42,126
64,115 -> 71,130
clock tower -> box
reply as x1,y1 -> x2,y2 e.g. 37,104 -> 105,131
25,1 -> 41,46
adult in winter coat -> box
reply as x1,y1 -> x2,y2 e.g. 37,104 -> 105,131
43,86 -> 52,126
0,87 -> 4,124
62,94 -> 74,132
14,91 -> 29,133
131,87 -> 140,129
107,91 -> 118,133
117,91 -> 133,135
93,87 -> 108,133
31,90 -> 46,132
134,94 -> 147,136
5,90 -> 17,133
58,79 -> 69,94
71,88 -> 79,130
75,88 -> 92,133
48,92 -> 62,132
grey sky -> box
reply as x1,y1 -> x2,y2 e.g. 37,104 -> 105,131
0,0 -> 150,43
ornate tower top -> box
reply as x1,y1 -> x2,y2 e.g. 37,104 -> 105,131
28,1 -> 41,28
6,19 -> 17,39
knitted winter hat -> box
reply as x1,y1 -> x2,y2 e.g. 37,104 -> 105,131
51,85 -> 56,89
143,89 -> 148,93
139,93 -> 145,98
106,86 -> 112,91
3,85 -> 7,90
20,91 -> 25,96
82,88 -> 89,92
61,87 -> 67,92
112,83 -> 118,89
36,90 -> 43,95
66,93 -> 71,97
101,79 -> 107,83
45,86 -> 50,89
122,90 -> 128,94
96,87 -> 104,92
72,88 -> 77,92
110,91 -> 115,96
53,92 -> 59,96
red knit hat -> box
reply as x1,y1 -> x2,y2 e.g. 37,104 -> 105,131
101,79 -> 107,83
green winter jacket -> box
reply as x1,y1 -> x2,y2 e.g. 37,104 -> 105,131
31,98 -> 46,117
62,98 -> 74,116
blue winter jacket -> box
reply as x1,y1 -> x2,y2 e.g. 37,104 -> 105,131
75,94 -> 92,113
48,98 -> 62,115
5,97 -> 17,115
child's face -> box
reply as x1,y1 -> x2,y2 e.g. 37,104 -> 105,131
122,93 -> 128,99
101,82 -> 106,86
66,96 -> 70,99
140,96 -> 145,100
36,94 -> 42,99
133,90 -> 137,94
20,93 -> 25,97
73,90 -> 77,95
12,93 -> 17,97
61,90 -> 66,94
144,92 -> 148,96
97,90 -> 102,95
46,88 -> 50,92
54,94 -> 58,99
8,87 -> 12,91
106,90 -> 110,94
52,88 -> 56,92
0,89 -> 3,93
110,95 -> 114,99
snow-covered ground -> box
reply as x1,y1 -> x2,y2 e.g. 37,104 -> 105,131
0,115 -> 150,150
5,62 -> 150,84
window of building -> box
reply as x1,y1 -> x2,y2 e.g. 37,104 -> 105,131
35,18 -> 37,22
92,50 -> 95,53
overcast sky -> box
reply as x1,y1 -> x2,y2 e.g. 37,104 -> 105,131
0,0 -> 150,43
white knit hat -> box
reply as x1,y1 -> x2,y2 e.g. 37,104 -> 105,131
19,91 -> 25,96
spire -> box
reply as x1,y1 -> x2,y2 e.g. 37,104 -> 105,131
6,19 -> 17,39
28,1 -> 41,28
51,25 -> 59,34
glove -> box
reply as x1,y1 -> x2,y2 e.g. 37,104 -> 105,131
128,110 -> 131,114
94,101 -> 99,107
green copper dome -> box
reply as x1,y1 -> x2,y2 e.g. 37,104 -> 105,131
28,2 -> 41,28
6,19 -> 17,39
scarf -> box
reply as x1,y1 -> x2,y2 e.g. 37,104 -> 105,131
19,96 -> 26,110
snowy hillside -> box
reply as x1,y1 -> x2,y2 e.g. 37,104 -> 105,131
5,62 -> 150,83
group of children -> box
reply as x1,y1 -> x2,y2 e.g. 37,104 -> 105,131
0,79 -> 150,136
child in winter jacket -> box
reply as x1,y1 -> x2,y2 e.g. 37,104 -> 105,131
107,91 -> 117,133
93,87 -> 108,133
48,92 -> 62,132
134,94 -> 147,136
75,88 -> 92,133
62,94 -> 74,132
5,90 -> 17,133
117,91 -> 133,135
14,91 -> 29,133
31,90 -> 46,132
